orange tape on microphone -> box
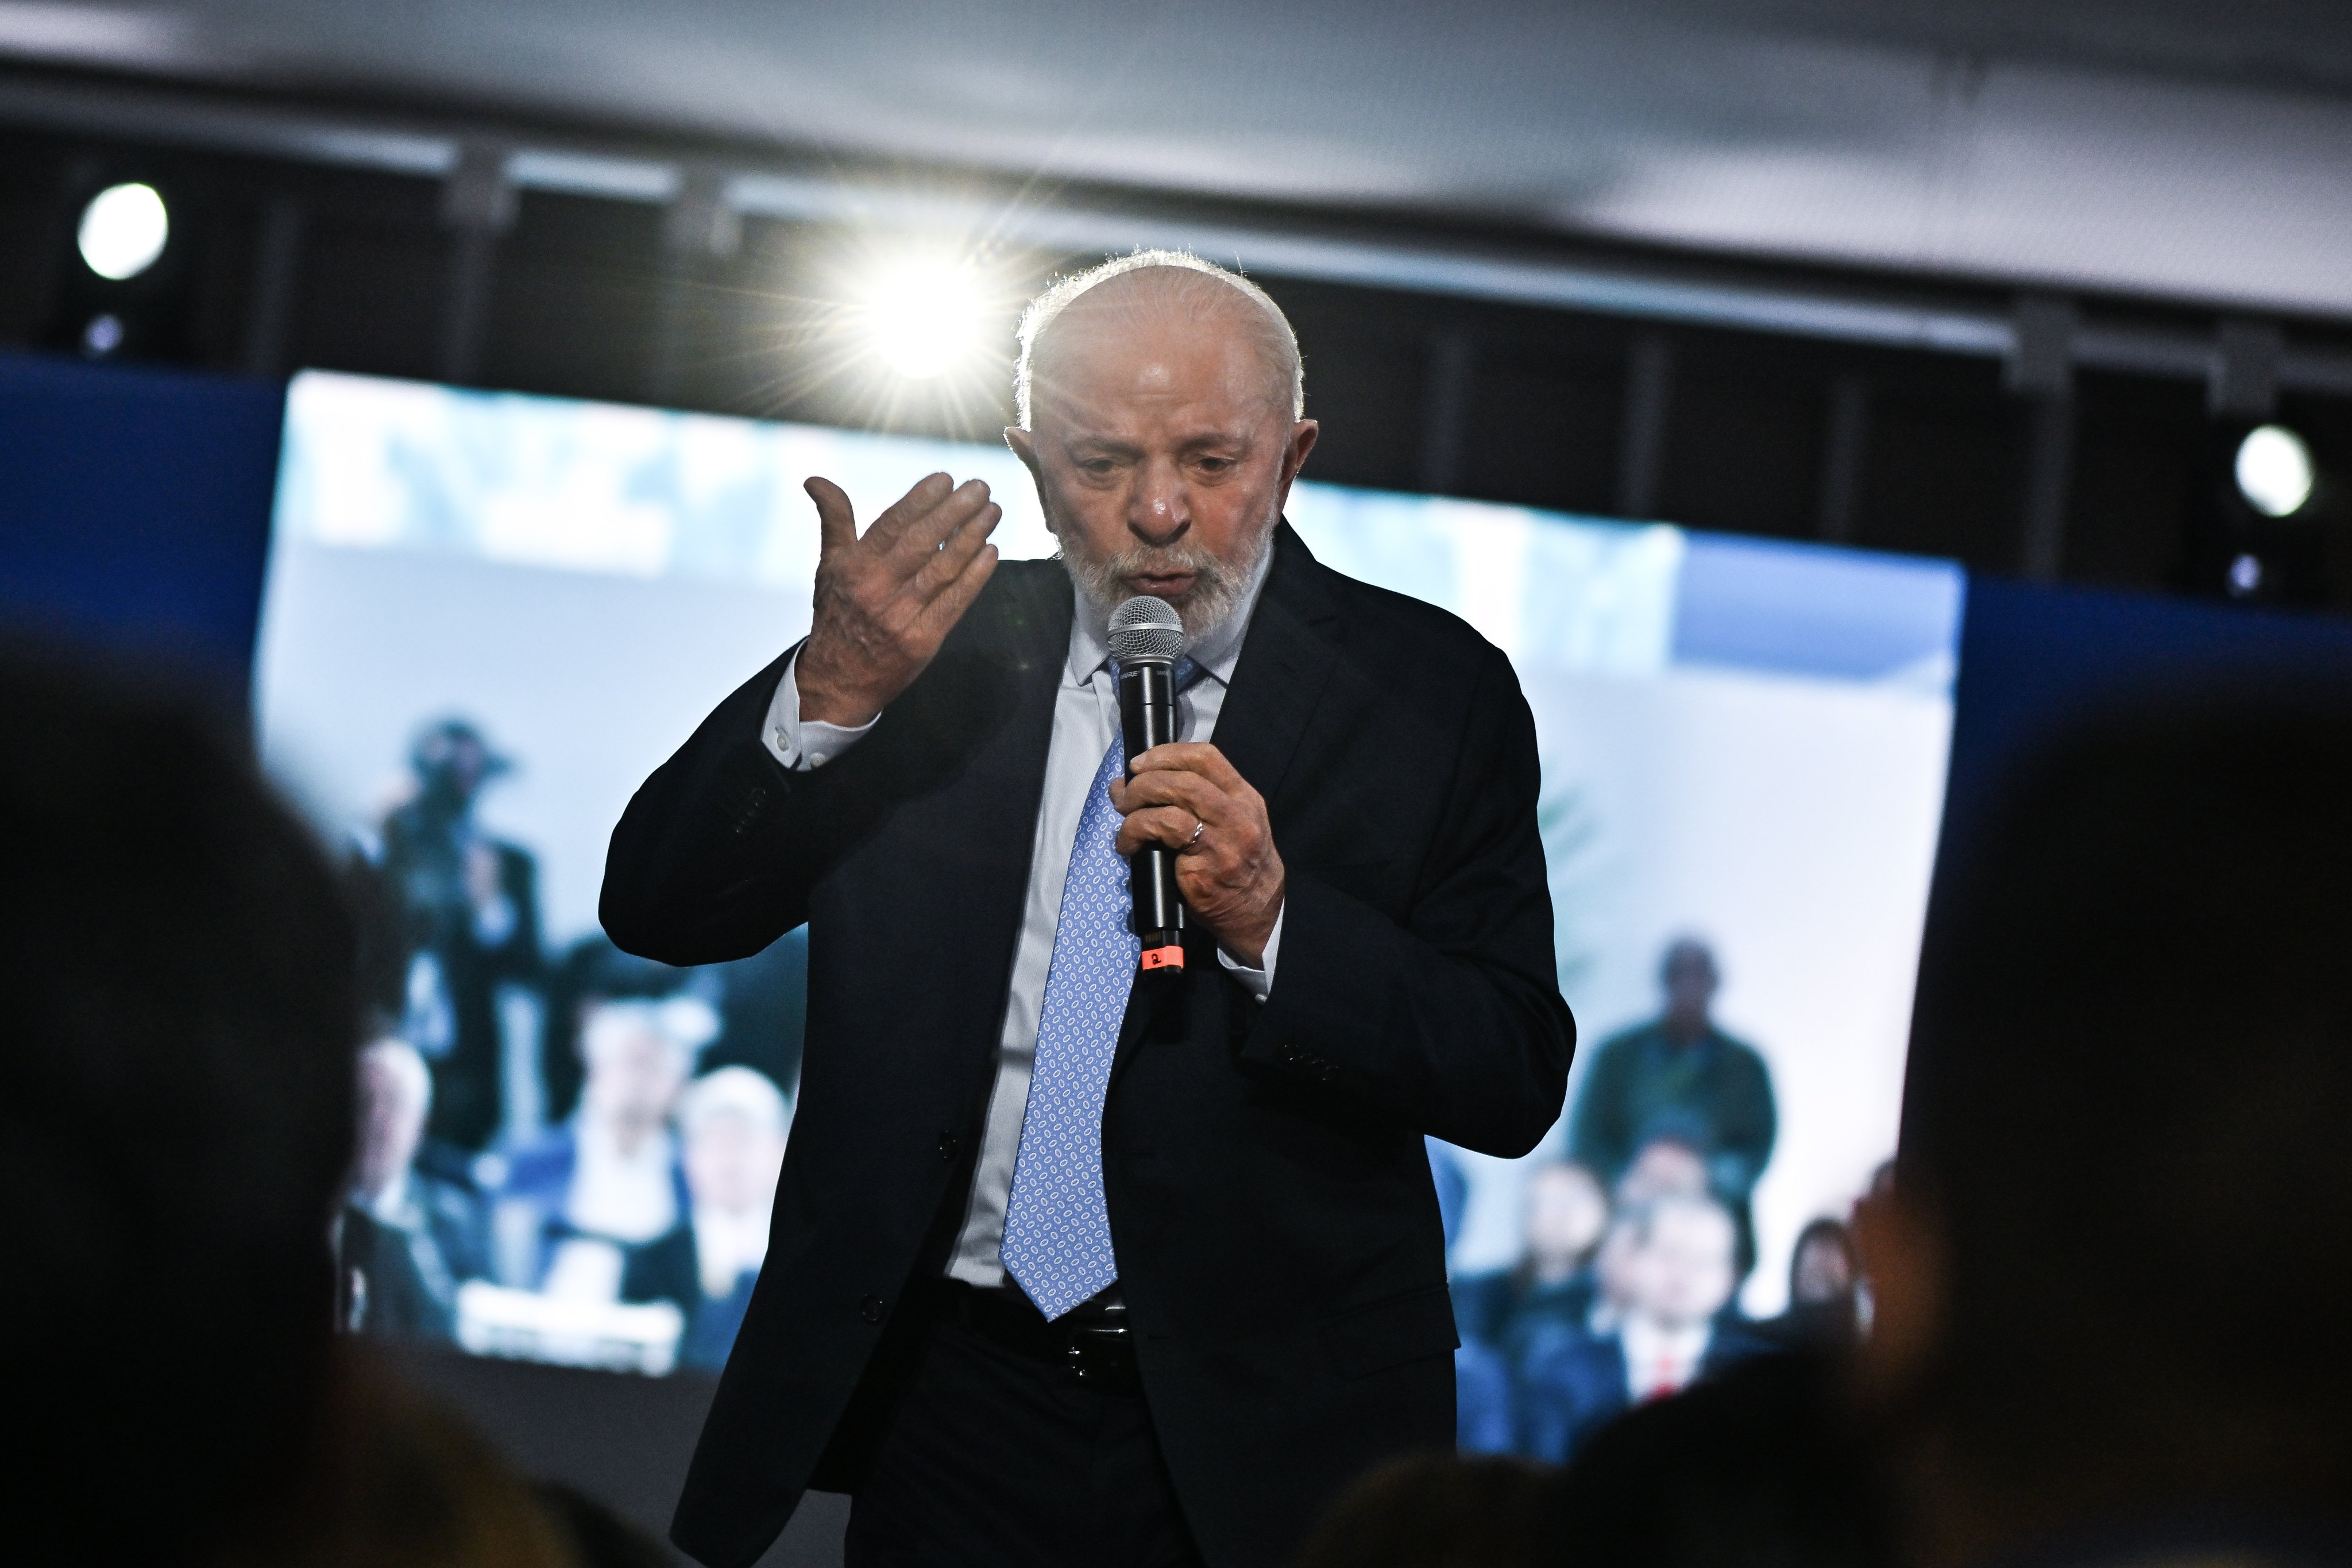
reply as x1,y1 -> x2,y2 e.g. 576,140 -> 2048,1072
1139,944 -> 1186,972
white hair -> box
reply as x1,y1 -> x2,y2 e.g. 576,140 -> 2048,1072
360,1036 -> 432,1110
581,995 -> 721,1067
678,1065 -> 790,1142
1014,249 -> 1304,429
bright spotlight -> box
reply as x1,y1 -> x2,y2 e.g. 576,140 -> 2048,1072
2235,424 -> 2315,518
77,182 -> 169,281
853,254 -> 990,381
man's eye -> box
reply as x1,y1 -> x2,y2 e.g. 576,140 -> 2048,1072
1196,457 -> 1233,473
1077,459 -> 1115,476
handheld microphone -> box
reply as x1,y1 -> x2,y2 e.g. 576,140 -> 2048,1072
1108,596 -> 1187,975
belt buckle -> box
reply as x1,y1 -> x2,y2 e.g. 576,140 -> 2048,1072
1062,1323 -> 1135,1391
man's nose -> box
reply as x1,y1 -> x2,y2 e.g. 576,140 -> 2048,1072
1127,461 -> 1191,546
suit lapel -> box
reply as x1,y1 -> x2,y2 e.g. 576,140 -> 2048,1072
1204,520 -> 1344,812
944,568 -> 1072,1099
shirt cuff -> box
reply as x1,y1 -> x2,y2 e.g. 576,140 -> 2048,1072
1215,901 -> 1283,1002
762,648 -> 878,772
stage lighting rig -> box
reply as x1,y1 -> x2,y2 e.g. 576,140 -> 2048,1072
2181,419 -> 2331,606
42,172 -> 191,364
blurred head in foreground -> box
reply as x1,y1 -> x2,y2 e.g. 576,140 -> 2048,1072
0,651 -> 357,1560
1293,1452 -> 1557,1568
1863,705 -> 2352,1562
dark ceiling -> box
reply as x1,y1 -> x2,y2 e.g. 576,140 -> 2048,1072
5,0 -> 2352,316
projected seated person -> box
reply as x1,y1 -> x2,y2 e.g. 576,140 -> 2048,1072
1760,1217 -> 1861,1349
1569,938 -> 1776,1247
379,718 -> 544,1153
623,1065 -> 791,1372
495,994 -> 716,1297
1518,1191 -> 1767,1462
1453,1160 -> 1610,1369
341,1035 -> 489,1338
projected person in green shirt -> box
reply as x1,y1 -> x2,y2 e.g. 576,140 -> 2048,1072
1568,938 -> 1778,1230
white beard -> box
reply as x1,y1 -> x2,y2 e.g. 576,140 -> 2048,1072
1052,514 -> 1275,640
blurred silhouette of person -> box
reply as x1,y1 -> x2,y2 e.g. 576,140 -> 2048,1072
340,1037 -> 489,1340
497,994 -> 715,1295
624,1065 -> 791,1370
1613,1134 -> 1710,1207
540,934 -> 705,1126
1295,1453 -> 1557,1568
1584,1212 -> 1642,1336
1545,1348 -> 1898,1568
1759,1218 -> 1860,1351
380,717 -> 542,1153
701,928 -> 811,1103
1454,1161 -> 1612,1399
1860,706 -> 2352,1568
1519,1192 -> 1767,1462
1569,940 -> 1774,1200
1456,1339 -> 1519,1455
283,1361 -> 580,1568
1570,940 -> 1775,1268
2,652 -> 358,1562
536,1480 -> 675,1568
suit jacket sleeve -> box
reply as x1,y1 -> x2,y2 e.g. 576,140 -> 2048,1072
1233,644 -> 1574,1158
601,643 -> 866,966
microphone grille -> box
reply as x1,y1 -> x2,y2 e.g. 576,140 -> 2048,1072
1107,596 -> 1185,665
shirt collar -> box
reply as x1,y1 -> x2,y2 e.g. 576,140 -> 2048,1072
1064,538 -> 1275,689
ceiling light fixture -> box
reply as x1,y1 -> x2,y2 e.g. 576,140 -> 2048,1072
77,182 -> 170,281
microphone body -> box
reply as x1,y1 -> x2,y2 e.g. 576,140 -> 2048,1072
1118,658 -> 1184,971
1107,594 -> 1189,975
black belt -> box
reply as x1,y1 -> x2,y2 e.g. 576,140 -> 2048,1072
929,1279 -> 1144,1396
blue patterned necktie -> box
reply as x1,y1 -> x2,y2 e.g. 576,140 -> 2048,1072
1001,658 -> 1196,1320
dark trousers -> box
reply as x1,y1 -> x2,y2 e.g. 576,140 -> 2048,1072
843,1292 -> 1204,1568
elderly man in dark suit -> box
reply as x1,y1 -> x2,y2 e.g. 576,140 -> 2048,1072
602,252 -> 1575,1568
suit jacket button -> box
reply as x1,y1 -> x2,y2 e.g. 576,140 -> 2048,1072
858,1295 -> 885,1324
937,1132 -> 960,1162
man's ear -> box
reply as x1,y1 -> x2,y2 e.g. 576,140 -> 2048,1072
1853,1183 -> 1948,1404
1281,419 -> 1320,486
1004,426 -> 1038,475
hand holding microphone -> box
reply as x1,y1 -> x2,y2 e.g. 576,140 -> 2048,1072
1107,596 -> 1284,971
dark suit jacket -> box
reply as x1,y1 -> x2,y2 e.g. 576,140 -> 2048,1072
600,524 -> 1575,1568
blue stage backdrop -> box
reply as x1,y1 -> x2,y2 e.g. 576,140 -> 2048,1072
0,353 -> 287,692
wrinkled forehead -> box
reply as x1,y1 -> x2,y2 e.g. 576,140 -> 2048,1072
1029,271 -> 1291,422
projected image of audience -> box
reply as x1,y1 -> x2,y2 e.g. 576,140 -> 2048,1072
258,369 -> 1955,1387
335,720 -> 795,1375
1445,929 -> 1884,1460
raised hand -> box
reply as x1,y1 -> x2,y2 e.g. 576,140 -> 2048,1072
794,472 -> 1002,727
1110,742 -> 1285,968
